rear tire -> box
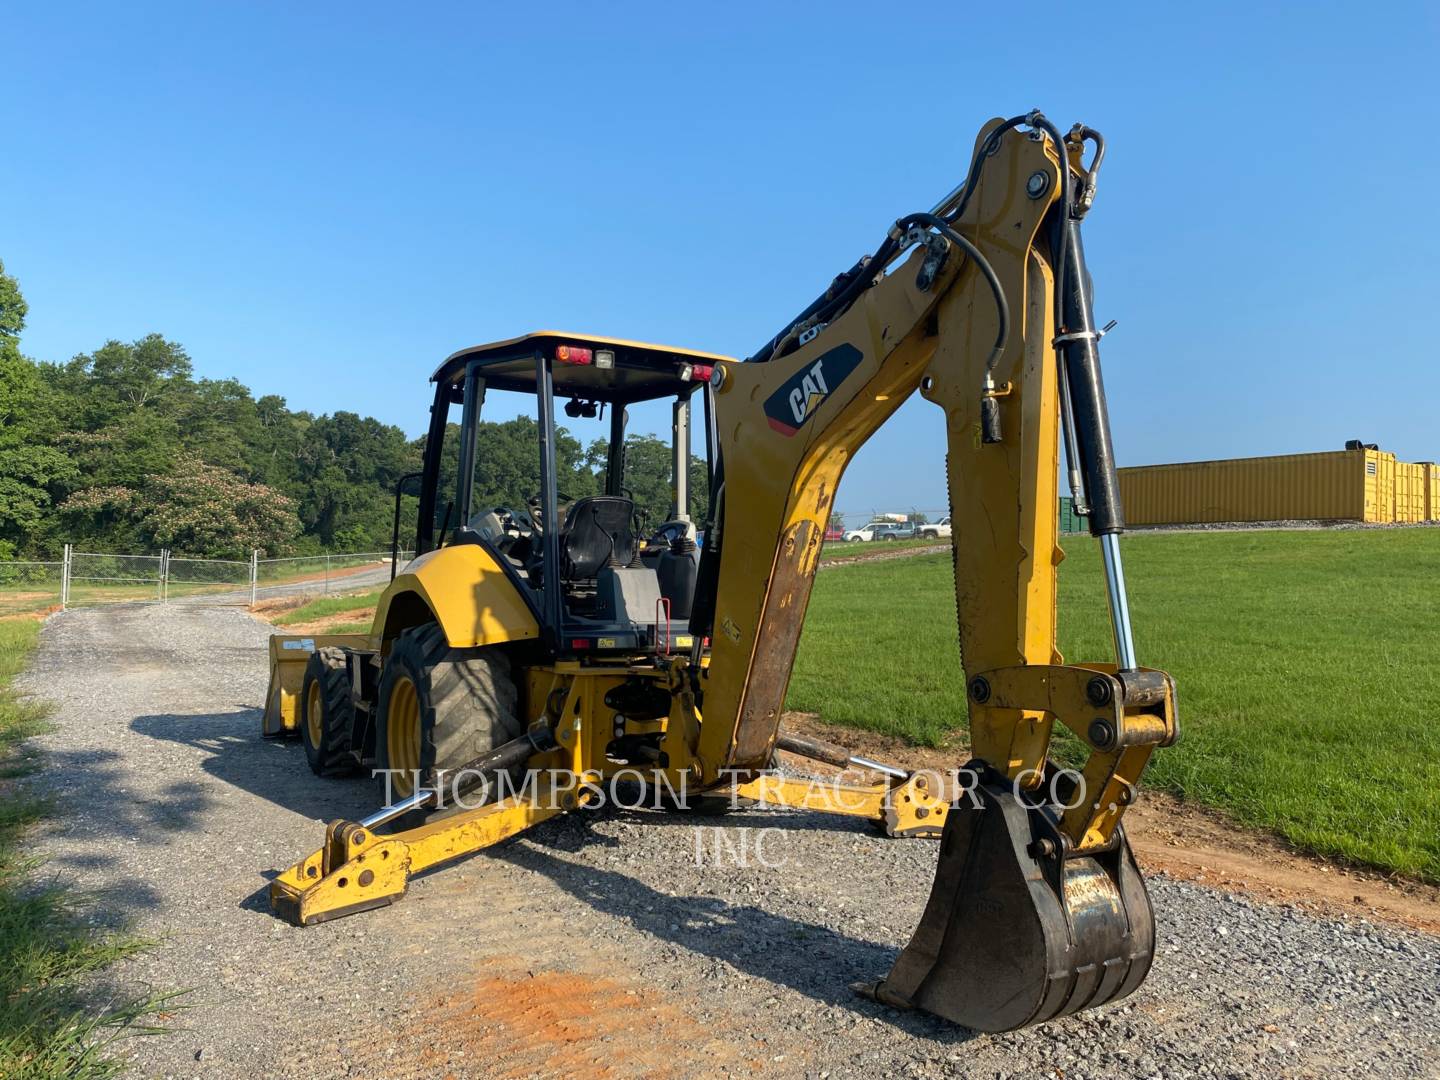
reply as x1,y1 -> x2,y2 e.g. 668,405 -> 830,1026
301,648 -> 358,777
373,623 -> 523,816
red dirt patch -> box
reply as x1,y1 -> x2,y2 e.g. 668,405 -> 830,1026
0,605 -> 59,622
412,960 -> 768,1078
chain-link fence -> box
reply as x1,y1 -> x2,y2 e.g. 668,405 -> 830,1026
66,550 -> 166,606
253,551 -> 411,604
164,553 -> 254,605
0,560 -> 64,616
0,547 -> 415,616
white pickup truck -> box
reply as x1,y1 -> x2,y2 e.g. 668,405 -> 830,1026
917,515 -> 951,539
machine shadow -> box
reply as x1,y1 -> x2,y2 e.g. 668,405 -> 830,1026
486,808 -> 979,1044
130,709 -> 375,825
24,743 -> 170,921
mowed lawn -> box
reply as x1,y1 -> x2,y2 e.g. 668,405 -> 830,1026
787,528 -> 1440,882
270,589 -> 381,633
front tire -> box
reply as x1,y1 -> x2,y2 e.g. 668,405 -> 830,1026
301,647 -> 358,776
373,623 -> 523,812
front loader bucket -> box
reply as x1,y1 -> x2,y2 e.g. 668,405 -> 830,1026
869,775 -> 1154,1032
261,633 -> 373,738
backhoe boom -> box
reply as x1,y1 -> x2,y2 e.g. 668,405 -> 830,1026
681,113 -> 1177,1029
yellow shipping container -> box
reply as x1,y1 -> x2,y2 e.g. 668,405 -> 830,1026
1422,462 -> 1440,521
1118,449 -> 1395,526
1394,462 -> 1428,523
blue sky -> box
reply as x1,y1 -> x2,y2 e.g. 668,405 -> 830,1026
5,2 -> 1438,520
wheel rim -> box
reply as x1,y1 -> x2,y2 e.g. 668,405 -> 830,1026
386,674 -> 422,798
305,679 -> 323,748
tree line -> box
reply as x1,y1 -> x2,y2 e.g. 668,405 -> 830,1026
0,260 -> 707,560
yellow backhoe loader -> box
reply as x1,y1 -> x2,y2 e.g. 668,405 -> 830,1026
262,111 -> 1177,1033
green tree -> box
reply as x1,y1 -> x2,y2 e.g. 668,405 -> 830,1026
288,411 -> 420,548
0,257 -> 27,338
587,433 -> 711,531
45,335 -> 196,512
70,334 -> 193,420
137,458 -> 299,557
0,262 -> 77,556
454,416 -> 598,518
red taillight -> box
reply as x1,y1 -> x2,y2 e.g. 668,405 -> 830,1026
571,638 -> 591,649
556,345 -> 593,365
689,363 -> 713,382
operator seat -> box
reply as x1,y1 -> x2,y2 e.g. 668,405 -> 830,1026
560,496 -> 638,581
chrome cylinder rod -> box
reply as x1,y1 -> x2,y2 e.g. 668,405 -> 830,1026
849,756 -> 909,781
1099,532 -> 1138,671
359,724 -> 558,832
360,789 -> 433,830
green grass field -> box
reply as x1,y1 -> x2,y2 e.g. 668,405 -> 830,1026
271,589 -> 381,634
0,622 -> 168,1077
789,528 -> 1440,882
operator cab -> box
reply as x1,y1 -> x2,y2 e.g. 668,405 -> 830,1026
406,332 -> 729,657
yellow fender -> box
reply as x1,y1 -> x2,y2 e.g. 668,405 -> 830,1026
373,543 -> 541,649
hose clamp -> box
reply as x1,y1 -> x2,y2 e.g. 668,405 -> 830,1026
1053,320 -> 1116,348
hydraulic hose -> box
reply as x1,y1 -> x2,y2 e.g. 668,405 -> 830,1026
748,112 -> 1042,366
934,113 -> 1033,223
1068,124 -> 1106,218
902,212 -> 1009,376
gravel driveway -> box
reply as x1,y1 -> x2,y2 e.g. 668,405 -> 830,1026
19,604 -> 1440,1079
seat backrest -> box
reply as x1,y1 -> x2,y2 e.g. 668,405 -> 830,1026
561,496 -> 638,581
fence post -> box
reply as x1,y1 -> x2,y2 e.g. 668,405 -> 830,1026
61,544 -> 71,609
250,550 -> 259,607
324,553 -> 330,596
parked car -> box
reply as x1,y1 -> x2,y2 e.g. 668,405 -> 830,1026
843,521 -> 914,542
918,515 -> 951,539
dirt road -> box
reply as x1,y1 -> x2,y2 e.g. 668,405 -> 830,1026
20,605 -> 1440,1079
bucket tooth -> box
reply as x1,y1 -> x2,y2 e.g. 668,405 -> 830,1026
870,775 -> 1154,1032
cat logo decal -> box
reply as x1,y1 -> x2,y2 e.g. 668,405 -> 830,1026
762,343 -> 864,437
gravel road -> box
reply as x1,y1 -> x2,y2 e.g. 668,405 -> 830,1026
20,604 -> 1440,1079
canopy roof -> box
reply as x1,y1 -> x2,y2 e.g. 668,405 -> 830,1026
432,331 -> 733,403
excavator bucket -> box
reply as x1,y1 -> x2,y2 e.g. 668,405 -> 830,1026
867,774 -> 1154,1032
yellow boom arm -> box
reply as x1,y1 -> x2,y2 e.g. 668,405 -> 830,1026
681,114 -> 1177,1030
